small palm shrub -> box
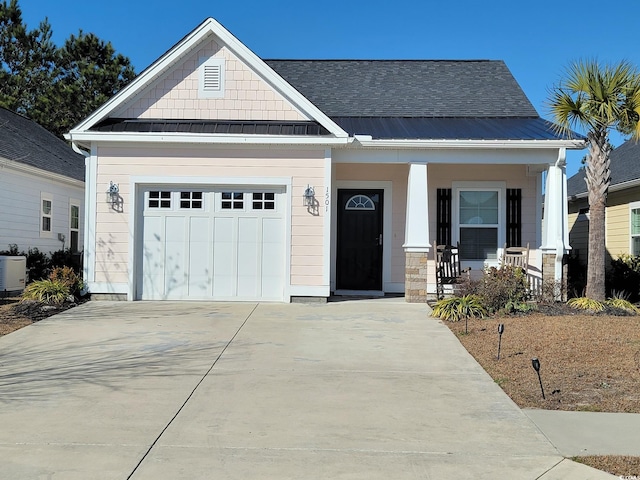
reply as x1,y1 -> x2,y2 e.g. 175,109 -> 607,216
432,295 -> 487,322
22,280 -> 70,305
49,266 -> 83,296
567,297 -> 605,312
605,292 -> 640,314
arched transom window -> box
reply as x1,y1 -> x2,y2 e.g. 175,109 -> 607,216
345,194 -> 375,210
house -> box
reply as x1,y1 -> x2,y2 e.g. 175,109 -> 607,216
0,107 -> 85,255
568,139 -> 640,265
65,18 -> 582,302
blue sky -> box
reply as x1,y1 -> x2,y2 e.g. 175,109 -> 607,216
18,0 -> 640,177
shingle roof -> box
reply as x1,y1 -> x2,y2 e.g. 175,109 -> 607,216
0,108 -> 84,181
265,60 -> 539,118
567,140 -> 640,197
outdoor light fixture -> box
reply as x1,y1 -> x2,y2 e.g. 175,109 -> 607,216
531,357 -> 546,399
497,323 -> 504,360
303,185 -> 315,207
106,181 -> 119,206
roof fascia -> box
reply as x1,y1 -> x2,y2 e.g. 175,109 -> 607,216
0,156 -> 84,187
570,177 -> 640,200
351,137 -> 586,149
66,131 -> 350,146
71,18 -> 348,138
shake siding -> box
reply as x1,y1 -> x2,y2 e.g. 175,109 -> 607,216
334,163 -> 408,284
113,38 -> 308,122
93,146 -> 326,287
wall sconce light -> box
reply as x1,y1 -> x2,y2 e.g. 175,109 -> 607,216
303,185 -> 315,207
106,181 -> 119,206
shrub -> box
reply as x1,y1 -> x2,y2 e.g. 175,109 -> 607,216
567,297 -> 605,312
464,265 -> 529,314
432,295 -> 487,322
608,254 -> 640,303
49,266 -> 83,296
22,279 -> 70,305
605,293 -> 640,314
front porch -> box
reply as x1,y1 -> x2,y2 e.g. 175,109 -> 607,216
331,148 -> 571,303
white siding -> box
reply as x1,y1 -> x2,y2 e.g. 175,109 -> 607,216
0,167 -> 84,254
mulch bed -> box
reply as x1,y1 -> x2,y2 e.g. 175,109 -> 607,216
0,298 -> 79,336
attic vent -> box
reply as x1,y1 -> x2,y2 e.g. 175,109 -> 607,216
199,57 -> 225,98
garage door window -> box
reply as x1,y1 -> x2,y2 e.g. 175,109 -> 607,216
221,192 -> 244,210
180,191 -> 203,209
252,192 -> 275,210
149,191 -> 172,208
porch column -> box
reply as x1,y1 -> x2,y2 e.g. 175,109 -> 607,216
542,149 -> 570,300
403,163 -> 430,303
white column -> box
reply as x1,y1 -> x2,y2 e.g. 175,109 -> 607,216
542,149 -> 570,292
403,163 -> 430,252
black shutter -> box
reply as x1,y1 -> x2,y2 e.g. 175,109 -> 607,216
506,188 -> 522,247
436,188 -> 452,245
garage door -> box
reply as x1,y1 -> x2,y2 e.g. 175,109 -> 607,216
138,186 -> 286,301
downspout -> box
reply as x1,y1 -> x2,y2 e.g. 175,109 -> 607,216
69,137 -> 92,294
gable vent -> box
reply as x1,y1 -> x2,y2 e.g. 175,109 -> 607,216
203,64 -> 221,91
199,57 -> 225,98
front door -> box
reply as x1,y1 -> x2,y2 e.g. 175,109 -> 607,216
336,189 -> 384,291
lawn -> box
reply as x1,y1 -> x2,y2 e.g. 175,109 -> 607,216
444,310 -> 640,477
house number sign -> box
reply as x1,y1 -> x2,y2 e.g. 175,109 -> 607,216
325,187 -> 330,212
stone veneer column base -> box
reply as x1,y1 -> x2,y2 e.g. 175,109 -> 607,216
405,252 -> 429,303
542,253 -> 568,301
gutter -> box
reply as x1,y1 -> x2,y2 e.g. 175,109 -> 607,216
569,177 -> 640,201
351,137 -> 585,150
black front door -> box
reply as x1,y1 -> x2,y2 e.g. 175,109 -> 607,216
336,189 -> 383,291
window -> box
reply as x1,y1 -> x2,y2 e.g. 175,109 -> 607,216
221,192 -> 244,210
148,191 -> 172,209
252,192 -> 275,210
345,194 -> 375,210
41,194 -> 52,236
180,192 -> 203,209
458,190 -> 499,260
70,203 -> 80,252
632,205 -> 640,255
199,57 -> 225,98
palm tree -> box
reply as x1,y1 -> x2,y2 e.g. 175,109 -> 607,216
549,60 -> 640,300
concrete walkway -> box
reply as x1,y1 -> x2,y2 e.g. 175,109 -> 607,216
0,300 -> 615,479
525,409 -> 640,457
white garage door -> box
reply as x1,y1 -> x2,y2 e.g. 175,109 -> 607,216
138,186 -> 286,301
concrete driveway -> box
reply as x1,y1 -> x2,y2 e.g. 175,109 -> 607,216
0,300 -> 613,479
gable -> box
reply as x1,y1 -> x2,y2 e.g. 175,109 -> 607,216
112,35 -> 310,122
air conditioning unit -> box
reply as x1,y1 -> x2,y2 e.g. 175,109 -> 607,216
0,256 -> 27,293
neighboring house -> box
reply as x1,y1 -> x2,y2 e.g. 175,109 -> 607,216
66,18 -> 582,302
568,140 -> 640,265
0,108 -> 85,255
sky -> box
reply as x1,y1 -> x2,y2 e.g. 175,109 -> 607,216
17,0 -> 640,177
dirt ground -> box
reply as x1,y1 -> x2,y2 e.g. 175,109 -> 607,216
444,310 -> 640,476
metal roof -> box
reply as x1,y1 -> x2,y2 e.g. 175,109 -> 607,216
567,139 -> 640,197
91,119 -> 331,136
332,117 -> 571,140
0,108 -> 84,181
265,60 -> 539,118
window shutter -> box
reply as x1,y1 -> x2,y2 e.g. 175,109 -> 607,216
506,188 -> 522,247
436,188 -> 452,245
